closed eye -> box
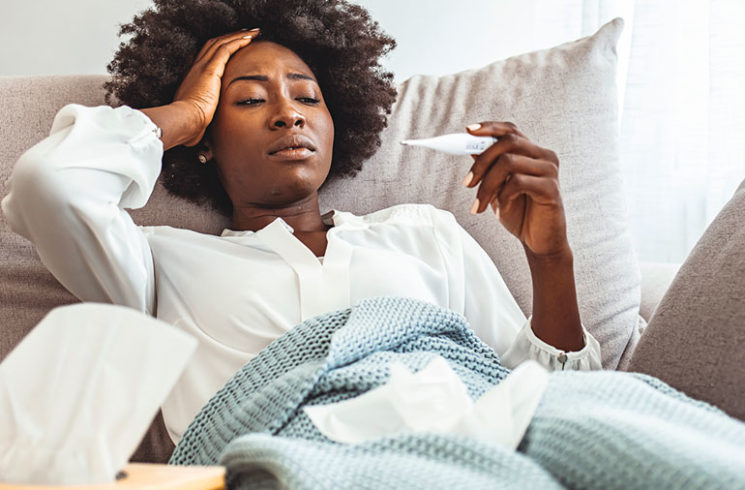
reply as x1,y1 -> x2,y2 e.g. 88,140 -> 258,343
236,98 -> 264,106
236,97 -> 320,106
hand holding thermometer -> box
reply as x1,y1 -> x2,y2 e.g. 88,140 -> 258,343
400,133 -> 498,155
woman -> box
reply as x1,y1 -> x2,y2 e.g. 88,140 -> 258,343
6,1 -> 744,488
2,0 -> 600,445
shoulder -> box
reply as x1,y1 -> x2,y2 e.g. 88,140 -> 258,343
139,224 -> 217,242
351,203 -> 458,228
51,103 -> 157,137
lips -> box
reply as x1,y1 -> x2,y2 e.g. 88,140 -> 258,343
268,134 -> 317,155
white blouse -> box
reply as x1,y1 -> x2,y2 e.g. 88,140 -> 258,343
2,104 -> 602,444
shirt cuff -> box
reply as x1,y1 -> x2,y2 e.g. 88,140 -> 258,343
501,316 -> 603,371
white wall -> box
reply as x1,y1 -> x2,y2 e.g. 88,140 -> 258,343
0,0 -> 598,81
0,0 -> 154,77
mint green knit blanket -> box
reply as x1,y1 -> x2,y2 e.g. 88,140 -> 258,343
170,296 -> 745,489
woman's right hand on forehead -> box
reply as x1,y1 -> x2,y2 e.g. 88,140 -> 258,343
172,28 -> 260,146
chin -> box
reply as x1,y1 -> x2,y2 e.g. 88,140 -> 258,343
264,178 -> 324,204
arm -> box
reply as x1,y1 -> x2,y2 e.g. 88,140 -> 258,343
447,212 -> 601,371
141,101 -> 203,151
460,121 -> 600,367
142,28 -> 260,151
1,30 -> 261,312
1,104 -> 163,313
525,245 -> 584,352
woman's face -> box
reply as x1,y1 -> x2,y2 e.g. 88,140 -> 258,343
207,41 -> 334,210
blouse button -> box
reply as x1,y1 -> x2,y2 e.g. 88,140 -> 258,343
557,353 -> 568,364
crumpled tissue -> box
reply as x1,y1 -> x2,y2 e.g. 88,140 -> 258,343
0,303 -> 197,485
304,356 -> 548,448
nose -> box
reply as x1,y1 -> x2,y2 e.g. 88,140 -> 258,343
271,100 -> 306,129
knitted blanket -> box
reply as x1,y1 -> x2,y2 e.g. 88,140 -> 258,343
170,296 -> 745,490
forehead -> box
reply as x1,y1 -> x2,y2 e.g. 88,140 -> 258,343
224,41 -> 315,79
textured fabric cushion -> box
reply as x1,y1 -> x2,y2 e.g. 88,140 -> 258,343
320,18 -> 641,369
638,261 -> 680,322
1,76 -> 108,358
0,75 -> 229,361
628,179 -> 745,422
0,75 -> 214,464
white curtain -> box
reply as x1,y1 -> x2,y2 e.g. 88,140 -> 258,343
620,0 -> 745,263
518,0 -> 745,263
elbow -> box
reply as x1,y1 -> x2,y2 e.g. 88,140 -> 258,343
8,145 -> 62,197
3,150 -> 76,236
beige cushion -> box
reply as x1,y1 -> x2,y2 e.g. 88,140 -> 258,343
0,76 -> 210,464
321,18 -> 641,369
628,180 -> 745,422
639,261 -> 680,322
0,76 -> 230,361
0,18 -> 636,461
1,76 -> 105,359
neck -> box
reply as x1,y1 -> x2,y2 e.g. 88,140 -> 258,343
230,192 -> 328,233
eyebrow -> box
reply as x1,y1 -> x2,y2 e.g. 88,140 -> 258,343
227,73 -> 316,87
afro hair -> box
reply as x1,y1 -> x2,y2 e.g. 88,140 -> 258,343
105,0 -> 398,215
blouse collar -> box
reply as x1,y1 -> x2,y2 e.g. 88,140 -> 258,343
220,209 -> 343,237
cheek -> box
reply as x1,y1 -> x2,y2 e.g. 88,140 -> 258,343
320,113 -> 335,156
212,111 -> 263,161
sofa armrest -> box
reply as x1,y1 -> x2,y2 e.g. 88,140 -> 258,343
629,179 -> 745,422
639,261 -> 680,323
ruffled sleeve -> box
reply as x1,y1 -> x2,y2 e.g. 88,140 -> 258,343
502,317 -> 602,370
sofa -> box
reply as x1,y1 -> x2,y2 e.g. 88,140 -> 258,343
2,19 -> 743,465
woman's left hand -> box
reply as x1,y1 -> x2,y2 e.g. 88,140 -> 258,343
463,121 -> 569,258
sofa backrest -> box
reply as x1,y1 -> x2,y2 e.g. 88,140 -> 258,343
2,20 -> 645,372
2,77 -> 98,356
0,76 -> 234,358
1,21 -> 644,369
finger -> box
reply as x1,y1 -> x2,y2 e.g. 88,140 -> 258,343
201,29 -> 260,64
203,35 -> 259,77
194,28 -> 260,64
466,121 -> 528,139
473,155 -> 557,213
194,31 -> 241,63
197,28 -> 259,57
464,133 -> 555,190
496,173 -> 561,215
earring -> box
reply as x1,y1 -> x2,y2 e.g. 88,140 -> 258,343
198,153 -> 208,164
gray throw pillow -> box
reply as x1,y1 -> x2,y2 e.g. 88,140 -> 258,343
628,179 -> 745,421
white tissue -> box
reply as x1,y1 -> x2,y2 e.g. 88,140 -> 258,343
0,303 -> 197,485
304,356 -> 548,449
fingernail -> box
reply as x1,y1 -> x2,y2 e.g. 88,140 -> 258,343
249,27 -> 261,32
467,123 -> 482,131
462,171 -> 474,187
470,198 -> 480,215
243,34 -> 255,39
